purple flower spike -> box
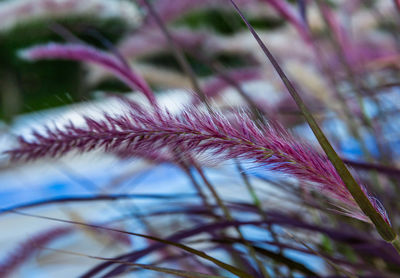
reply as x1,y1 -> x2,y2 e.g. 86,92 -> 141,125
5,105 -> 391,224
0,227 -> 73,278
19,43 -> 157,107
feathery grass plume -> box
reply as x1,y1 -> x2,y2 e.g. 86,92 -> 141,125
18,42 -> 157,106
5,105 -> 390,224
0,220 -> 132,278
0,226 -> 73,278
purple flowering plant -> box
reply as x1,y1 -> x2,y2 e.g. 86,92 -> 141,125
2,0 -> 400,277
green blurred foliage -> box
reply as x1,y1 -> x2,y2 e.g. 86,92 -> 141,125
0,7 -> 285,121
174,8 -> 284,35
138,52 -> 253,78
0,16 -> 129,121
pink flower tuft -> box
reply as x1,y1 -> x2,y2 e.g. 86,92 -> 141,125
5,105 -> 390,224
0,223 -> 130,277
0,227 -> 73,278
